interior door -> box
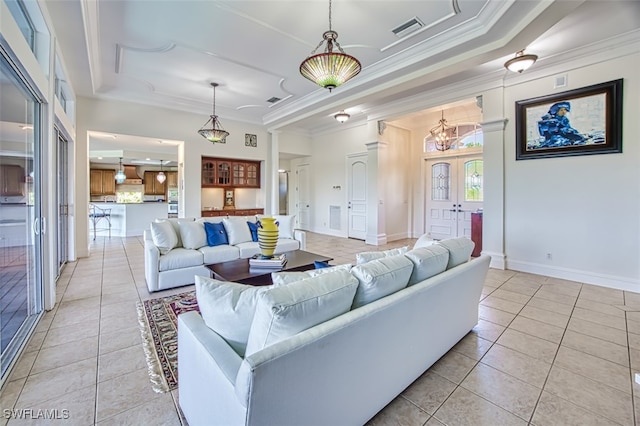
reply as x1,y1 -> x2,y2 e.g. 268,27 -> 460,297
296,163 -> 310,230
347,153 -> 367,240
425,155 -> 483,240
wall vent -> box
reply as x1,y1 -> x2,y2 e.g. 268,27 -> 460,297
329,206 -> 341,230
267,97 -> 281,103
392,17 -> 424,38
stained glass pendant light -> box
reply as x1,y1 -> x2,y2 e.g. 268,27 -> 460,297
300,0 -> 361,91
198,82 -> 229,143
156,160 -> 166,184
430,111 -> 457,151
115,157 -> 126,184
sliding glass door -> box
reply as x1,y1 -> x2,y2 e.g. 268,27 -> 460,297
55,128 -> 69,276
0,52 -> 43,380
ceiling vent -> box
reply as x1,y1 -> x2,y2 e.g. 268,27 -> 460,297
267,97 -> 282,104
392,17 -> 425,38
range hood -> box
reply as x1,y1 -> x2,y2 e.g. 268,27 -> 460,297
122,165 -> 143,184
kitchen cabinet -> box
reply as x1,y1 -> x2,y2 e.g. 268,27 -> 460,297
90,169 -> 116,195
166,171 -> 178,188
202,157 -> 260,188
0,165 -> 25,196
144,171 -> 167,195
201,208 -> 264,217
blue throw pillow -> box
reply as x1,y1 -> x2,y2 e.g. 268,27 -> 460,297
204,222 -> 229,246
314,261 -> 330,269
247,221 -> 259,242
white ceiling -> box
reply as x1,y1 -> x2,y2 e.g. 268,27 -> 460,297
42,0 -> 639,161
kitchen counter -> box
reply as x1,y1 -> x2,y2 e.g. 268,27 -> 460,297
91,202 -> 168,237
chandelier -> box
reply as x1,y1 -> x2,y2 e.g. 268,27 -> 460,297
299,0 -> 361,91
156,160 -> 166,184
198,82 -> 229,143
430,111 -> 457,151
504,50 -> 538,73
115,157 -> 126,184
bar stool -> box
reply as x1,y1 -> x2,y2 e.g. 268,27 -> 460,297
89,204 -> 112,240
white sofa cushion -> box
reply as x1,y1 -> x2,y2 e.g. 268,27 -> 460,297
194,276 -> 269,357
356,246 -> 409,264
198,245 -> 240,264
273,215 -> 295,239
413,234 -> 436,249
244,270 -> 358,356
350,254 -> 413,308
274,238 -> 300,254
271,264 -> 353,286
404,246 -> 450,285
223,217 -> 253,245
179,221 -> 207,250
158,248 -> 204,271
436,237 -> 475,269
155,217 -> 195,248
150,221 -> 179,255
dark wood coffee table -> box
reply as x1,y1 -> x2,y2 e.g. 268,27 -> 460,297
205,250 -> 333,286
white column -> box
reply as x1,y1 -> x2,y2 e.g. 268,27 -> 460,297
480,115 -> 508,269
267,130 -> 280,215
365,141 -> 387,245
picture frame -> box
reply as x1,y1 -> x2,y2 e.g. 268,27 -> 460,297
515,79 -> 623,160
245,133 -> 257,147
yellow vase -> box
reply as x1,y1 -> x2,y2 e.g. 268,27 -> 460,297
257,217 -> 279,258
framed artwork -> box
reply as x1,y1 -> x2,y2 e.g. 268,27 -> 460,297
223,188 -> 235,209
245,134 -> 257,147
515,79 -> 623,160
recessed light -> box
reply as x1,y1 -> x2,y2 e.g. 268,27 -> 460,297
20,125 -> 33,130
146,158 -> 151,161
97,156 -> 103,160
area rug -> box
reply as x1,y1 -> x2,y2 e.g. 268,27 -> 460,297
136,290 -> 199,393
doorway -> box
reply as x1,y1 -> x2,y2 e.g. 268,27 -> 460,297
424,155 -> 483,240
295,163 -> 310,230
347,153 -> 367,240
55,128 -> 69,277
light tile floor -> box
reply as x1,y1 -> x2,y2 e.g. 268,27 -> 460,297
2,232 -> 640,425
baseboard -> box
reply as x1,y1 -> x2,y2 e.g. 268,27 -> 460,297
386,231 -> 410,242
506,259 -> 640,293
483,251 -> 506,270
366,233 -> 387,246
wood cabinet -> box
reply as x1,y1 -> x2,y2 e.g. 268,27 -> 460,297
201,208 -> 264,217
144,171 -> 167,195
166,171 -> 178,188
90,169 -> 116,195
202,157 -> 260,188
0,165 -> 26,196
471,212 -> 482,257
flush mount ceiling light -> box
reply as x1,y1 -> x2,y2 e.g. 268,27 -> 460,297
156,160 -> 166,184
430,111 -> 457,151
198,82 -> 229,143
299,0 -> 361,91
334,110 -> 350,123
504,50 -> 538,73
115,157 -> 126,184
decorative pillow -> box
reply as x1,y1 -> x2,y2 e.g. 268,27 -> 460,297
436,237 -> 475,269
314,261 -> 330,269
247,221 -> 259,242
223,217 -> 253,245
273,215 -> 295,239
356,246 -> 409,264
350,254 -> 413,308
150,221 -> 178,255
155,218 -> 194,248
204,222 -> 229,246
404,245 -> 450,285
195,276 -> 269,357
271,264 -> 352,287
244,270 -> 358,356
414,234 -> 437,249
179,221 -> 207,250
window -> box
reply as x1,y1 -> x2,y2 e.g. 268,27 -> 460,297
5,0 -> 35,50
464,160 -> 483,202
116,192 -> 142,203
431,163 -> 450,201
424,123 -> 483,153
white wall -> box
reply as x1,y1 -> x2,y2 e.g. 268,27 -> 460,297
503,53 -> 640,291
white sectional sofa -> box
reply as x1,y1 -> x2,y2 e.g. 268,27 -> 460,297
143,215 -> 306,292
178,237 -> 490,426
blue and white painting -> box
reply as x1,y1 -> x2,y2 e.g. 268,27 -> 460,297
525,93 -> 606,151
